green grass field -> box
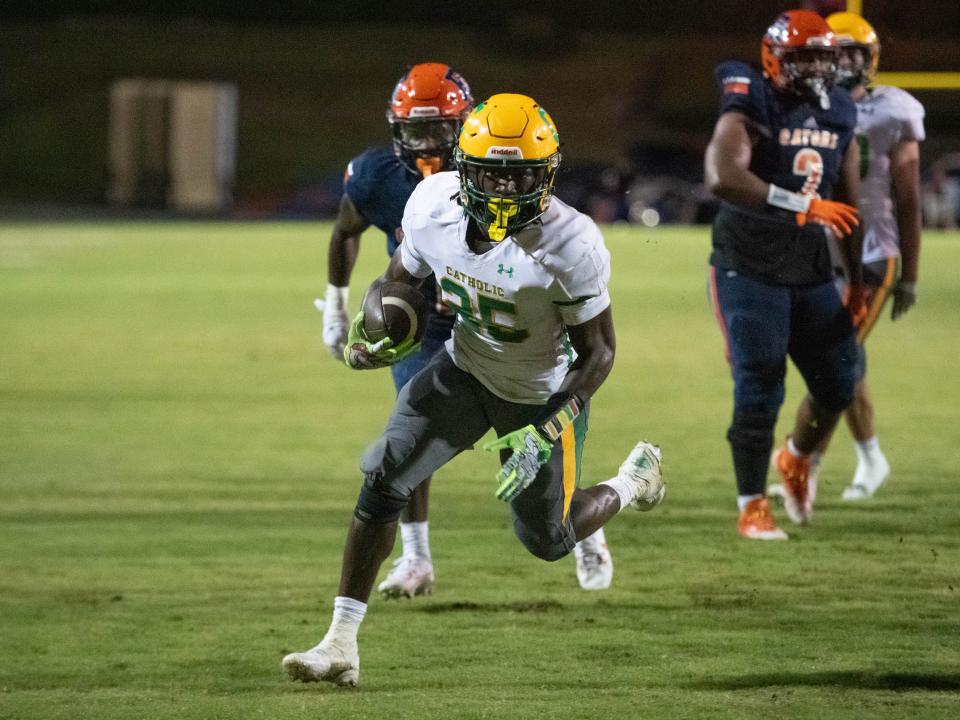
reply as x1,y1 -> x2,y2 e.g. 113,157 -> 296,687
1,222 -> 958,719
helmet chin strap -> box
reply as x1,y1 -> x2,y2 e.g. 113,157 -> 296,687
485,198 -> 519,242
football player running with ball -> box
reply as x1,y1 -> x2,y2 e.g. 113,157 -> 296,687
284,94 -> 665,686
320,64 -> 616,595
772,12 -> 925,503
704,10 -> 864,539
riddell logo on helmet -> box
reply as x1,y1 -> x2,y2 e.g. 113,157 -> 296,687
486,147 -> 523,159
804,35 -> 833,47
408,107 -> 441,118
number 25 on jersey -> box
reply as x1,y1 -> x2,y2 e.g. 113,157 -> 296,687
440,277 -> 529,343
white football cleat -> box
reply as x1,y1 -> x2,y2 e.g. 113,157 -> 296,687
842,452 -> 889,500
282,635 -> 359,686
574,527 -> 613,590
619,441 -> 665,511
376,556 -> 434,599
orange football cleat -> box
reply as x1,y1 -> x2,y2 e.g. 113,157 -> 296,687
772,443 -> 812,525
738,497 -> 788,540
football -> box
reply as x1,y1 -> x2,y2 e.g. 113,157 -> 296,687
361,281 -> 429,346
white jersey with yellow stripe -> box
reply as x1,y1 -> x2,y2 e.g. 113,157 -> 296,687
399,171 -> 611,405
856,85 -> 925,264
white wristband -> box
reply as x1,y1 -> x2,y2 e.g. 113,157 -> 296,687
325,283 -> 349,311
767,184 -> 812,214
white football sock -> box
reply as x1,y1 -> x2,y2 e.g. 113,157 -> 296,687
787,437 -> 805,457
400,521 -> 431,561
855,436 -> 882,464
598,476 -> 634,512
327,596 -> 367,642
738,493 -> 764,511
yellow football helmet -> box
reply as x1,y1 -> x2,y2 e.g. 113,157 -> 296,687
454,93 -> 561,242
827,12 -> 880,88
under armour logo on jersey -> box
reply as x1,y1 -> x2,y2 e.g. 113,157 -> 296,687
803,116 -> 818,129
497,264 -> 514,278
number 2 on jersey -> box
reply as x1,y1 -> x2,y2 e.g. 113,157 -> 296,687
440,278 -> 529,343
792,148 -> 825,196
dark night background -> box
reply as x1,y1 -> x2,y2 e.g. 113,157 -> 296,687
1,1 -> 958,218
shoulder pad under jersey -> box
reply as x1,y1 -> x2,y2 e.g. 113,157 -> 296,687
715,61 -> 767,126
402,171 -> 462,232
343,146 -> 398,206
514,198 -> 610,300
871,85 -> 926,142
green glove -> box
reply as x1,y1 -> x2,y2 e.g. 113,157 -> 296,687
483,425 -> 553,502
343,312 -> 420,369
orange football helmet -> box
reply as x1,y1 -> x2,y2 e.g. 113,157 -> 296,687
386,62 -> 474,177
762,10 -> 839,108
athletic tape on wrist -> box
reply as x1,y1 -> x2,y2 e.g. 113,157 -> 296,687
767,184 -> 812,214
538,394 -> 584,442
325,283 -> 349,308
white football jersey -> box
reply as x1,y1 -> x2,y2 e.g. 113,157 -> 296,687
400,172 -> 611,404
856,85 -> 925,263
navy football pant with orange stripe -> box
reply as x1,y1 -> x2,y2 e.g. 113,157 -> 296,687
358,349 -> 587,561
710,267 -> 858,496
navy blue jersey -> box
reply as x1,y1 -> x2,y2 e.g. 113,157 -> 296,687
344,145 -> 419,257
343,145 -> 453,339
715,61 -> 856,198
710,61 -> 858,286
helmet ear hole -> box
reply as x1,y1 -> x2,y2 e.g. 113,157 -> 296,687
761,43 -> 781,84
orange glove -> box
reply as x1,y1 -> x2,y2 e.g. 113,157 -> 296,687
797,198 -> 859,236
844,283 -> 869,328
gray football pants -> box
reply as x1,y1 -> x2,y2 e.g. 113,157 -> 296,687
357,350 -> 588,561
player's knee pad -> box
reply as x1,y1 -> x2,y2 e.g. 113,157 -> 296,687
805,331 -> 858,412
808,365 -> 856,413
354,472 -> 409,525
734,362 -> 786,418
727,410 -> 776,452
